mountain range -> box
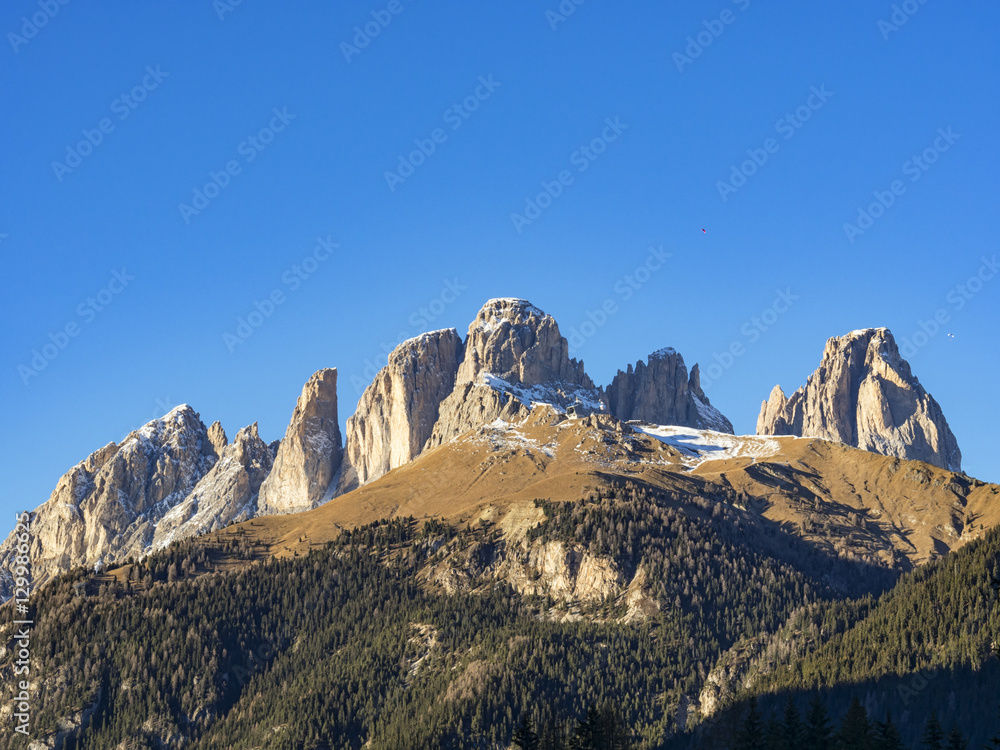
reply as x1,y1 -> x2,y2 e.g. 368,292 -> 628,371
0,298 -> 971,598
0,297 -> 992,749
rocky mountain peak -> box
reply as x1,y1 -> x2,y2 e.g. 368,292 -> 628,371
603,349 -> 734,433
457,298 -> 593,389
339,329 -> 463,493
0,405 -> 218,599
756,328 -> 962,471
426,300 -> 602,449
258,368 -> 343,515
152,420 -> 273,548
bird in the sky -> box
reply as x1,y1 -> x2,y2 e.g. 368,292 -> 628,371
701,228 -> 707,234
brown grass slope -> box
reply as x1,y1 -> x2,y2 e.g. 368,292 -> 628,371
218,407 -> 998,573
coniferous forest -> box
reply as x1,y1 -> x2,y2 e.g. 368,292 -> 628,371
2,492 -> 998,749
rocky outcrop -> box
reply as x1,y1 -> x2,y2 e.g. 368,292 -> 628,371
455,298 -> 592,387
0,406 -> 218,599
344,299 -> 732,474
427,299 -> 603,448
339,330 -> 462,493
0,370 -> 342,600
258,369 -> 343,515
756,328 -> 962,471
426,535 -> 627,605
152,422 -> 273,548
604,348 -> 734,433
757,385 -> 790,434
206,421 -> 228,456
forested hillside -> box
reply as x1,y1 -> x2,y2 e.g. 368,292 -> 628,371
670,525 -> 1000,748
2,491 -> 995,748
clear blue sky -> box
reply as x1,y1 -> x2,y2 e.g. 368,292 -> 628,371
2,1 -> 998,517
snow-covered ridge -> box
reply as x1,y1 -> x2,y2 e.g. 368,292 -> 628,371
476,299 -> 546,334
134,403 -> 197,442
397,328 -> 459,351
631,423 -> 787,467
483,297 -> 543,312
691,394 -> 732,434
650,347 -> 677,359
479,373 -> 604,413
846,327 -> 888,337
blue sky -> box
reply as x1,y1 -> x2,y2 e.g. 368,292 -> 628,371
2,1 -> 998,517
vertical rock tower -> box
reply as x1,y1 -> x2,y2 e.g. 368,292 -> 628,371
339,329 -> 463,492
258,368 -> 343,514
604,348 -> 733,433
756,328 -> 961,471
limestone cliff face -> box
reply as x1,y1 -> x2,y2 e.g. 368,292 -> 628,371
427,299 -> 603,448
0,406 -> 217,599
426,536 -> 629,605
422,501 -> 653,611
0,368 -> 343,600
258,368 -> 343,515
348,299 -> 733,472
604,348 -> 734,433
152,422 -> 273,548
756,328 -> 962,471
339,330 -> 463,493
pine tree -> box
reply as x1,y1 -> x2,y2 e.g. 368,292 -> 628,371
513,716 -> 540,750
764,710 -> 784,750
804,692 -> 834,750
873,712 -> 905,750
598,704 -> 629,750
570,705 -> 601,750
835,695 -> 872,750
540,719 -> 566,750
781,696 -> 803,750
991,705 -> 1000,750
737,696 -> 767,750
921,712 -> 944,750
943,722 -> 966,750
